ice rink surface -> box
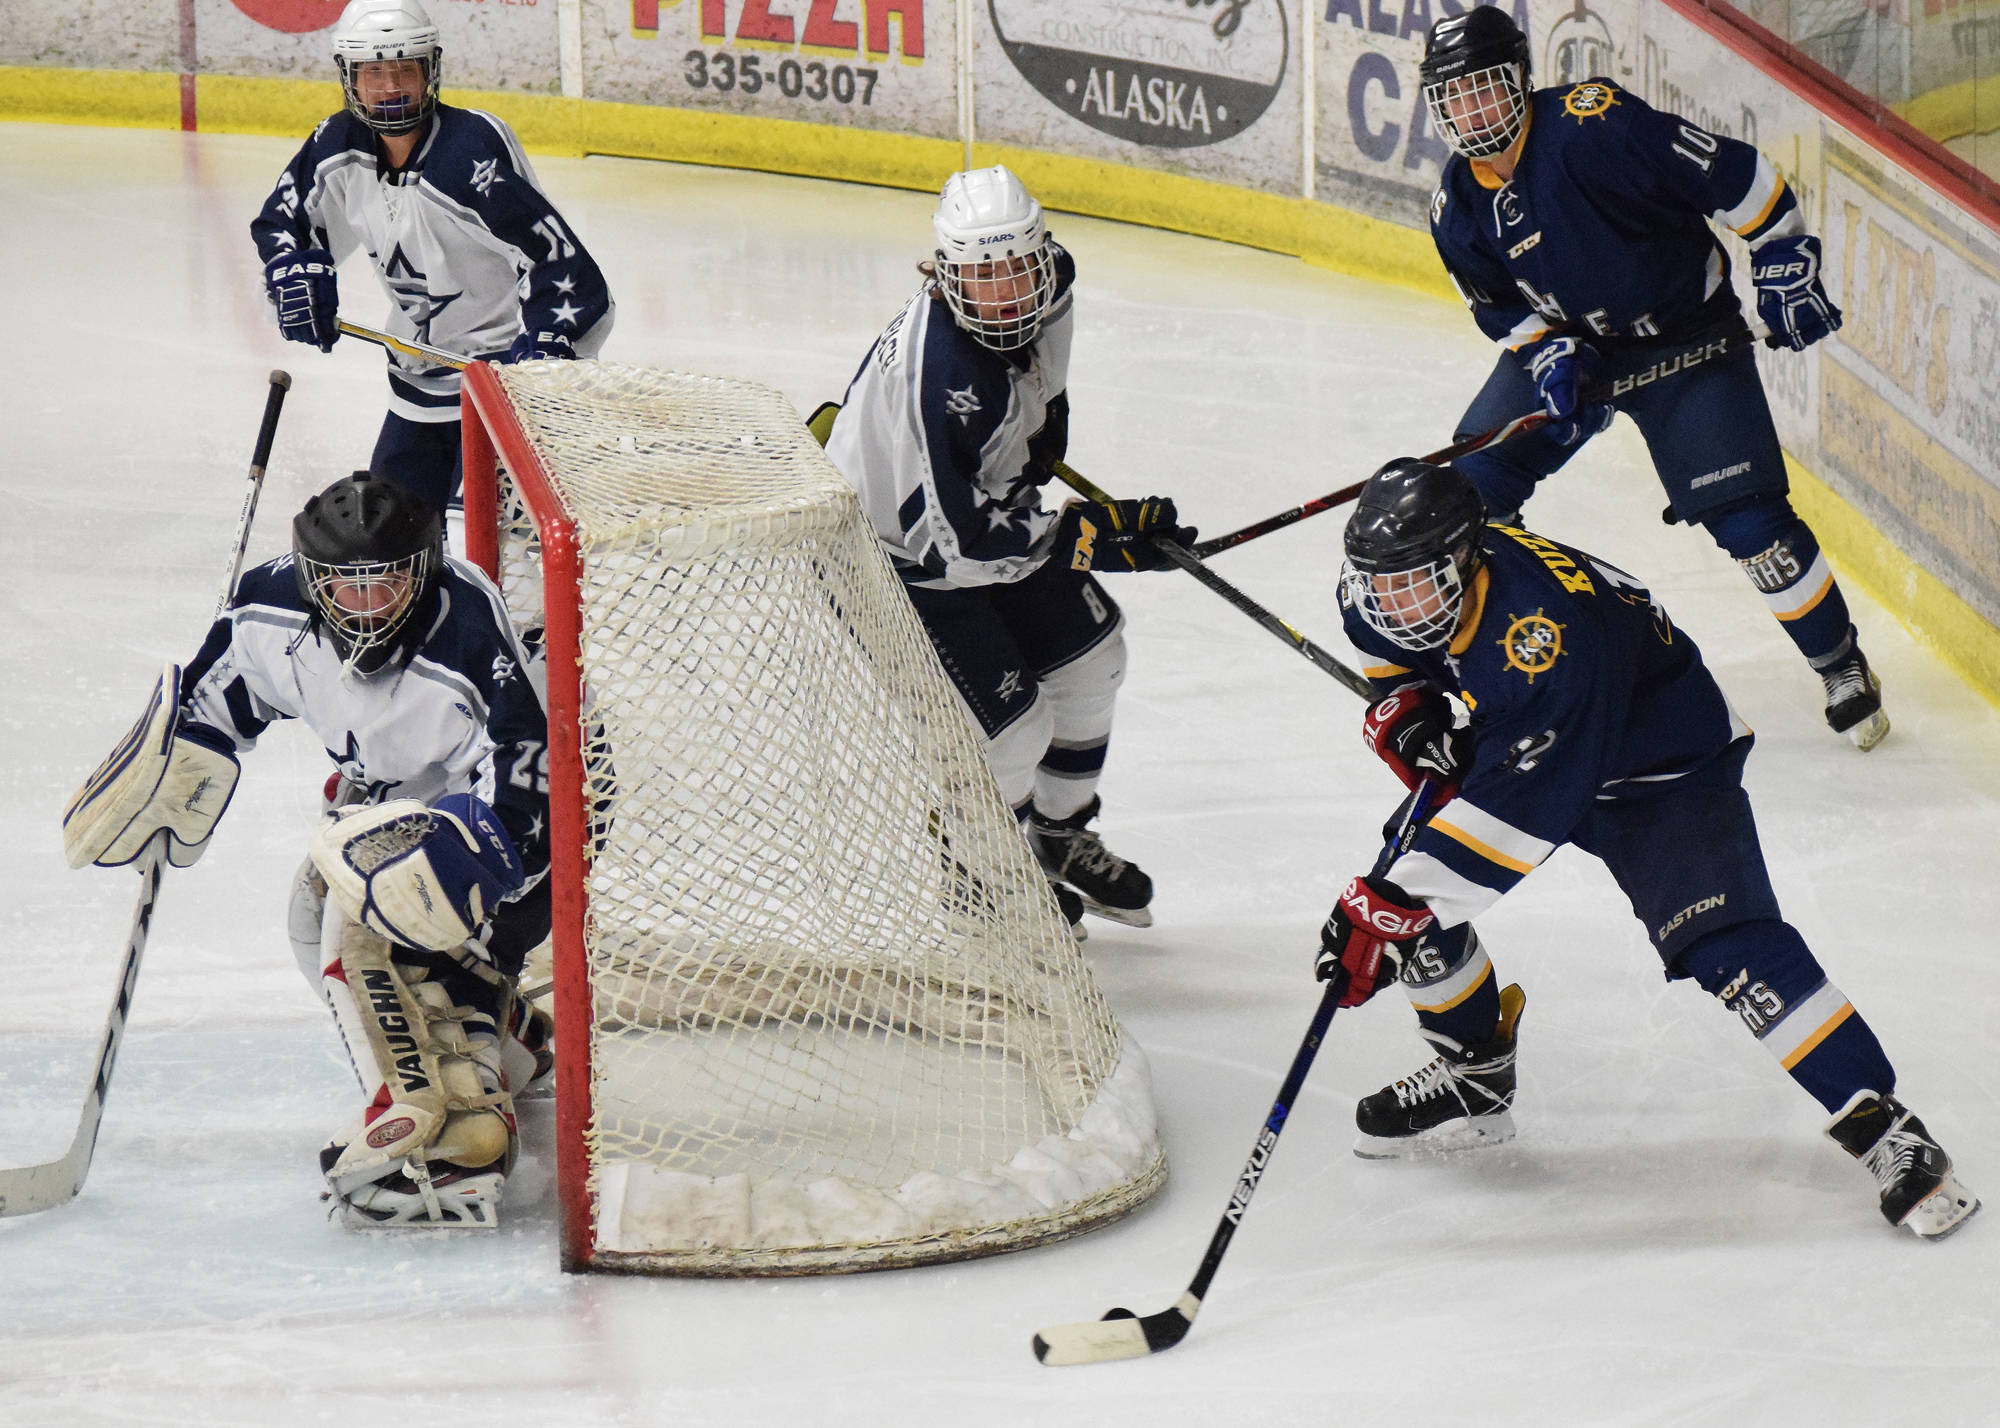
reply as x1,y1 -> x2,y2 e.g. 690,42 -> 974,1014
3,123 -> 1996,1426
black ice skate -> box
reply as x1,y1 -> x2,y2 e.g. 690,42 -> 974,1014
1818,636 -> 1889,750
1027,797 -> 1153,927
1825,1091 -> 1979,1239
1355,983 -> 1526,1159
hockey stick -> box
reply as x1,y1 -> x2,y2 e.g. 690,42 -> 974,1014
1189,321 -> 1777,559
337,319 -> 470,371
0,371 -> 290,1219
1033,780 -> 1440,1365
1052,460 -> 1376,702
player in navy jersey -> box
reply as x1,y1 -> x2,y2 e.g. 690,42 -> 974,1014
1310,458 -> 1975,1238
823,166 -> 1191,931
251,0 -> 613,515
66,474 -> 555,1229
1418,7 -> 1886,751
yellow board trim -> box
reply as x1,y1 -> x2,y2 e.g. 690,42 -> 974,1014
0,66 -> 182,129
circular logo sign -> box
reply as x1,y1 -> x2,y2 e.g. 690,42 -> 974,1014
231,0 -> 347,36
1561,82 -> 1621,121
1498,610 -> 1565,682
366,1115 -> 419,1149
990,0 -> 1289,150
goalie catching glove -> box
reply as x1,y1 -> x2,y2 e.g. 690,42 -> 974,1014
63,663 -> 240,870
311,793 -> 524,953
1315,875 -> 1434,1008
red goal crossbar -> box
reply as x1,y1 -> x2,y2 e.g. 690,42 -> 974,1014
461,361 -> 599,1270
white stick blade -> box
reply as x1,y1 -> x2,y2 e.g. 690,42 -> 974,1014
1031,1316 -> 1152,1366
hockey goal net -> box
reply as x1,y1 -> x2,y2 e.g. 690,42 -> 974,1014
460,359 -> 1165,1274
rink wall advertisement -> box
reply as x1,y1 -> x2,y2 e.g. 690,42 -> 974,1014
4,0 -> 1999,690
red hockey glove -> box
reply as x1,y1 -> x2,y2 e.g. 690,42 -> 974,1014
1362,685 -> 1470,796
1315,875 -> 1434,1008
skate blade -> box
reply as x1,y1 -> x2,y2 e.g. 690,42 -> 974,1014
1076,895 -> 1153,928
1904,1177 -> 1979,1240
1353,1112 -> 1515,1161
1846,709 -> 1890,751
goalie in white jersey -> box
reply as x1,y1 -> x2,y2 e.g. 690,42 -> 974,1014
251,0 -> 614,514
824,166 -> 1192,929
66,474 -> 554,1229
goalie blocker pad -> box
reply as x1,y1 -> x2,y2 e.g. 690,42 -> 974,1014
63,663 -> 240,870
312,794 -> 525,954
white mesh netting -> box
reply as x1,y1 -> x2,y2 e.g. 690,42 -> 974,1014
482,361 -> 1165,1273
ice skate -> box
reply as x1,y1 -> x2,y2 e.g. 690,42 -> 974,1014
1028,796 -> 1153,927
1819,640 -> 1889,751
1825,1091 -> 1979,1239
1355,983 -> 1525,1159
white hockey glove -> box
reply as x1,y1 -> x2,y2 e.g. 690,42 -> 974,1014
63,663 -> 240,870
311,794 -> 525,953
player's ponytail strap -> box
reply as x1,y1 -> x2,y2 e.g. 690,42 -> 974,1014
62,663 -> 241,871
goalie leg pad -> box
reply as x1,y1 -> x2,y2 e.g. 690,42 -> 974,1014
64,663 -> 240,869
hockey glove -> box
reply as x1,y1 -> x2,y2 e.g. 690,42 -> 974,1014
1751,235 -> 1842,351
1363,685 -> 1471,797
263,248 -> 340,351
312,793 -> 525,953
1315,875 -> 1434,1008
1524,336 -> 1612,446
505,329 -> 576,363
1023,392 -> 1070,486
1059,498 -> 1196,574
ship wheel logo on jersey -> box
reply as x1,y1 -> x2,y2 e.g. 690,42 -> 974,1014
1498,609 -> 1566,682
1562,82 -> 1620,121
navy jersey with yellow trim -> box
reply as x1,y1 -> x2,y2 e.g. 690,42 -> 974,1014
1339,526 -> 1749,928
1430,80 -> 1796,349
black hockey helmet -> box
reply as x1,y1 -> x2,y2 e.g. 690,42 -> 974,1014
292,472 -> 443,675
1420,8 -> 1533,160
1342,459 -> 1487,651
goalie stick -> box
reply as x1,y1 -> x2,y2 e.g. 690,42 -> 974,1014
1052,460 -> 1375,701
1032,781 -> 1440,1366
1188,322 -> 1777,558
0,370 -> 290,1219
338,319 -> 469,371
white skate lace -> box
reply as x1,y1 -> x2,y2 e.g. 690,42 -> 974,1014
1059,830 -> 1128,879
1821,658 -> 1869,705
1391,1057 -> 1458,1109
1861,1123 -> 1929,1191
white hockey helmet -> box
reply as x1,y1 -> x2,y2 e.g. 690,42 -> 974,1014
331,0 -> 442,136
932,166 -> 1057,352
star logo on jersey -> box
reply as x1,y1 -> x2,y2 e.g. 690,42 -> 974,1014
470,157 -> 503,195
492,653 -> 517,684
996,668 -> 1025,701
551,298 -> 583,329
1562,83 -> 1620,121
383,243 -> 460,348
1497,610 -> 1566,683
945,384 -> 983,424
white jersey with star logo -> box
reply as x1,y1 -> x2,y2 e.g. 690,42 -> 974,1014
825,245 -> 1076,590
252,105 -> 614,424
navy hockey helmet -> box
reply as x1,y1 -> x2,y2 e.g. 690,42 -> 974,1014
293,472 -> 443,675
1342,459 -> 1487,651
1420,8 -> 1533,160
331,0 -> 443,137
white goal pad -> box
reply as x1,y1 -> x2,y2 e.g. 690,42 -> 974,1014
461,360 -> 1166,1274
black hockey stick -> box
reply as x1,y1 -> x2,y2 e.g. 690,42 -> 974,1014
1189,322 -> 1777,559
1053,461 -> 1376,701
1033,780 -> 1441,1365
0,371 -> 290,1219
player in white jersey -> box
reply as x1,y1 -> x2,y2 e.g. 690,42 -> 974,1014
823,166 -> 1192,929
251,0 -> 614,514
66,474 -> 553,1228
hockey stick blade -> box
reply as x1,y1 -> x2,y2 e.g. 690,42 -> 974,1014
1033,1298 -> 1198,1365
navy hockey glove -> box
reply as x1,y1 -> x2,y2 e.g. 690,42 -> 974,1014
263,248 -> 339,351
1315,876 -> 1433,1008
1524,336 -> 1611,446
1752,235 -> 1842,351
1363,685 -> 1471,797
506,329 -> 576,363
1058,498 -> 1196,573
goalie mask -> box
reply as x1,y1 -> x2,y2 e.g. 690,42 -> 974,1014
1342,460 -> 1487,652
1420,8 -> 1532,160
932,166 -> 1057,353
332,0 -> 442,136
293,473 -> 443,676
